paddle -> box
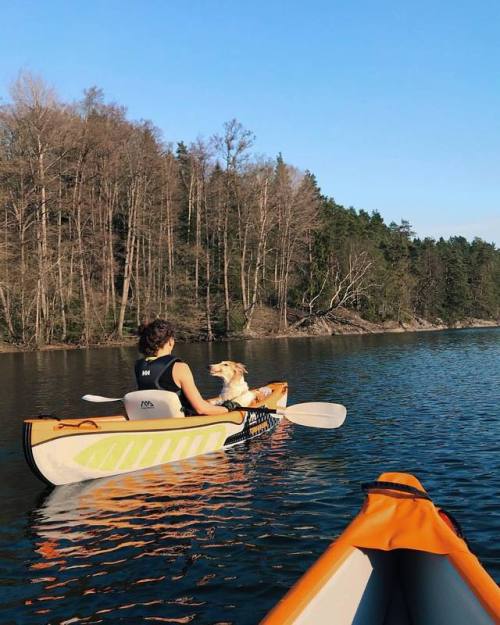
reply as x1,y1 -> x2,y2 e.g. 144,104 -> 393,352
82,394 -> 122,402
267,402 -> 346,429
82,394 -> 346,429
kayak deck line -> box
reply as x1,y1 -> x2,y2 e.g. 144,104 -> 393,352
23,382 -> 288,486
26,411 -> 248,447
261,472 -> 500,625
28,414 -> 253,448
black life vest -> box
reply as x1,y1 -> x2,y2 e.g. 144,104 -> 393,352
134,355 -> 196,416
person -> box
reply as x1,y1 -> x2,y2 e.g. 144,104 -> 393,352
135,319 -> 239,416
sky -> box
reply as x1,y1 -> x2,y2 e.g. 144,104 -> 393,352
1,0 -> 499,244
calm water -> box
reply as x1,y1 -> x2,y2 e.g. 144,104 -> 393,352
0,329 -> 499,624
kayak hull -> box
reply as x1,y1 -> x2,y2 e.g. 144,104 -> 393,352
261,472 -> 500,625
24,382 -> 287,486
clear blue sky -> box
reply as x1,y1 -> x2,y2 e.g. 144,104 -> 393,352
1,0 -> 499,243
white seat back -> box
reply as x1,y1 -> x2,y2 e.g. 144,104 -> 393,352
123,390 -> 184,420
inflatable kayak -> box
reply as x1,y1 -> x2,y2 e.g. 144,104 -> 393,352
23,381 -> 287,486
261,472 -> 500,625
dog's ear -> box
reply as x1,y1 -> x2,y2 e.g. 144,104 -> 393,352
235,362 -> 248,375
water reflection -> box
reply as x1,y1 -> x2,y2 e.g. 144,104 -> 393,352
24,426 -> 295,624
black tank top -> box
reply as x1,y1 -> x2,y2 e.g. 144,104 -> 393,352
134,355 -> 196,416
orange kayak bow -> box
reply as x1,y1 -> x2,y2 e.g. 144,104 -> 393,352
261,472 -> 499,625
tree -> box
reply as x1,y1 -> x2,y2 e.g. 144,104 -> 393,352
211,119 -> 254,333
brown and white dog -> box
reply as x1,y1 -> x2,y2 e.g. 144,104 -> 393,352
208,361 -> 257,406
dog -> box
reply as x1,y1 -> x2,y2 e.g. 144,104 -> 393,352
208,361 -> 258,406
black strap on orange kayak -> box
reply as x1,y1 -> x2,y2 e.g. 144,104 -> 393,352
438,508 -> 467,541
361,481 -> 432,500
362,482 -> 470,545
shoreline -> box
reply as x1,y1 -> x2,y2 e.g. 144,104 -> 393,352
0,316 -> 498,354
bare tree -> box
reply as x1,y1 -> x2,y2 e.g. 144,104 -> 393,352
212,119 -> 254,332
292,250 -> 374,328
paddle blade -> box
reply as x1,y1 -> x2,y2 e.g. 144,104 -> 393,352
281,402 -> 347,429
82,394 -> 122,403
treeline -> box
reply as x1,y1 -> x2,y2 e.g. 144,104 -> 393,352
0,74 -> 498,346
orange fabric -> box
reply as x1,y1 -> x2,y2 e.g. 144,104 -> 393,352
261,472 -> 500,625
342,472 -> 468,555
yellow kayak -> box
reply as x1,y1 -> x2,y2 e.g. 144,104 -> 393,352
261,472 -> 500,625
23,381 -> 287,486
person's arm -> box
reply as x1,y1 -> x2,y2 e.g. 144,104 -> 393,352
174,362 -> 229,415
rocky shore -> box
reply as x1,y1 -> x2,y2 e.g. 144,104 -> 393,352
270,308 -> 499,338
1,307 -> 497,353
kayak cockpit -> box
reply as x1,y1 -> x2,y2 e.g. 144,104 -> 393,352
298,547 -> 494,625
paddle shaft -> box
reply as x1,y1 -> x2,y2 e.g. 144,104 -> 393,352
234,406 -> 281,414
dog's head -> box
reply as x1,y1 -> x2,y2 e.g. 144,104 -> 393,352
209,361 -> 247,383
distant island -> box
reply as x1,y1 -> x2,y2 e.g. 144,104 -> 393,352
0,73 -> 498,350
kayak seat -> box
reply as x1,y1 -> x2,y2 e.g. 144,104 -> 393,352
123,390 -> 184,420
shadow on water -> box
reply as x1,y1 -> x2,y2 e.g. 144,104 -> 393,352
0,328 -> 498,624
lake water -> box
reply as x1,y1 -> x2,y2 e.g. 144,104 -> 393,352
0,328 -> 499,624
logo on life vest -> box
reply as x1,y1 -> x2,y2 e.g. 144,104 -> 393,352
141,400 -> 155,409
141,370 -> 151,376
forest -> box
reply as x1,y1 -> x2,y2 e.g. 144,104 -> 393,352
0,74 -> 498,347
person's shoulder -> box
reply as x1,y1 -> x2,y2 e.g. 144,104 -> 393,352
172,361 -> 192,386
173,360 -> 191,376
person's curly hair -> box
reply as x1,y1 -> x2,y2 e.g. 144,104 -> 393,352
137,319 -> 175,356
